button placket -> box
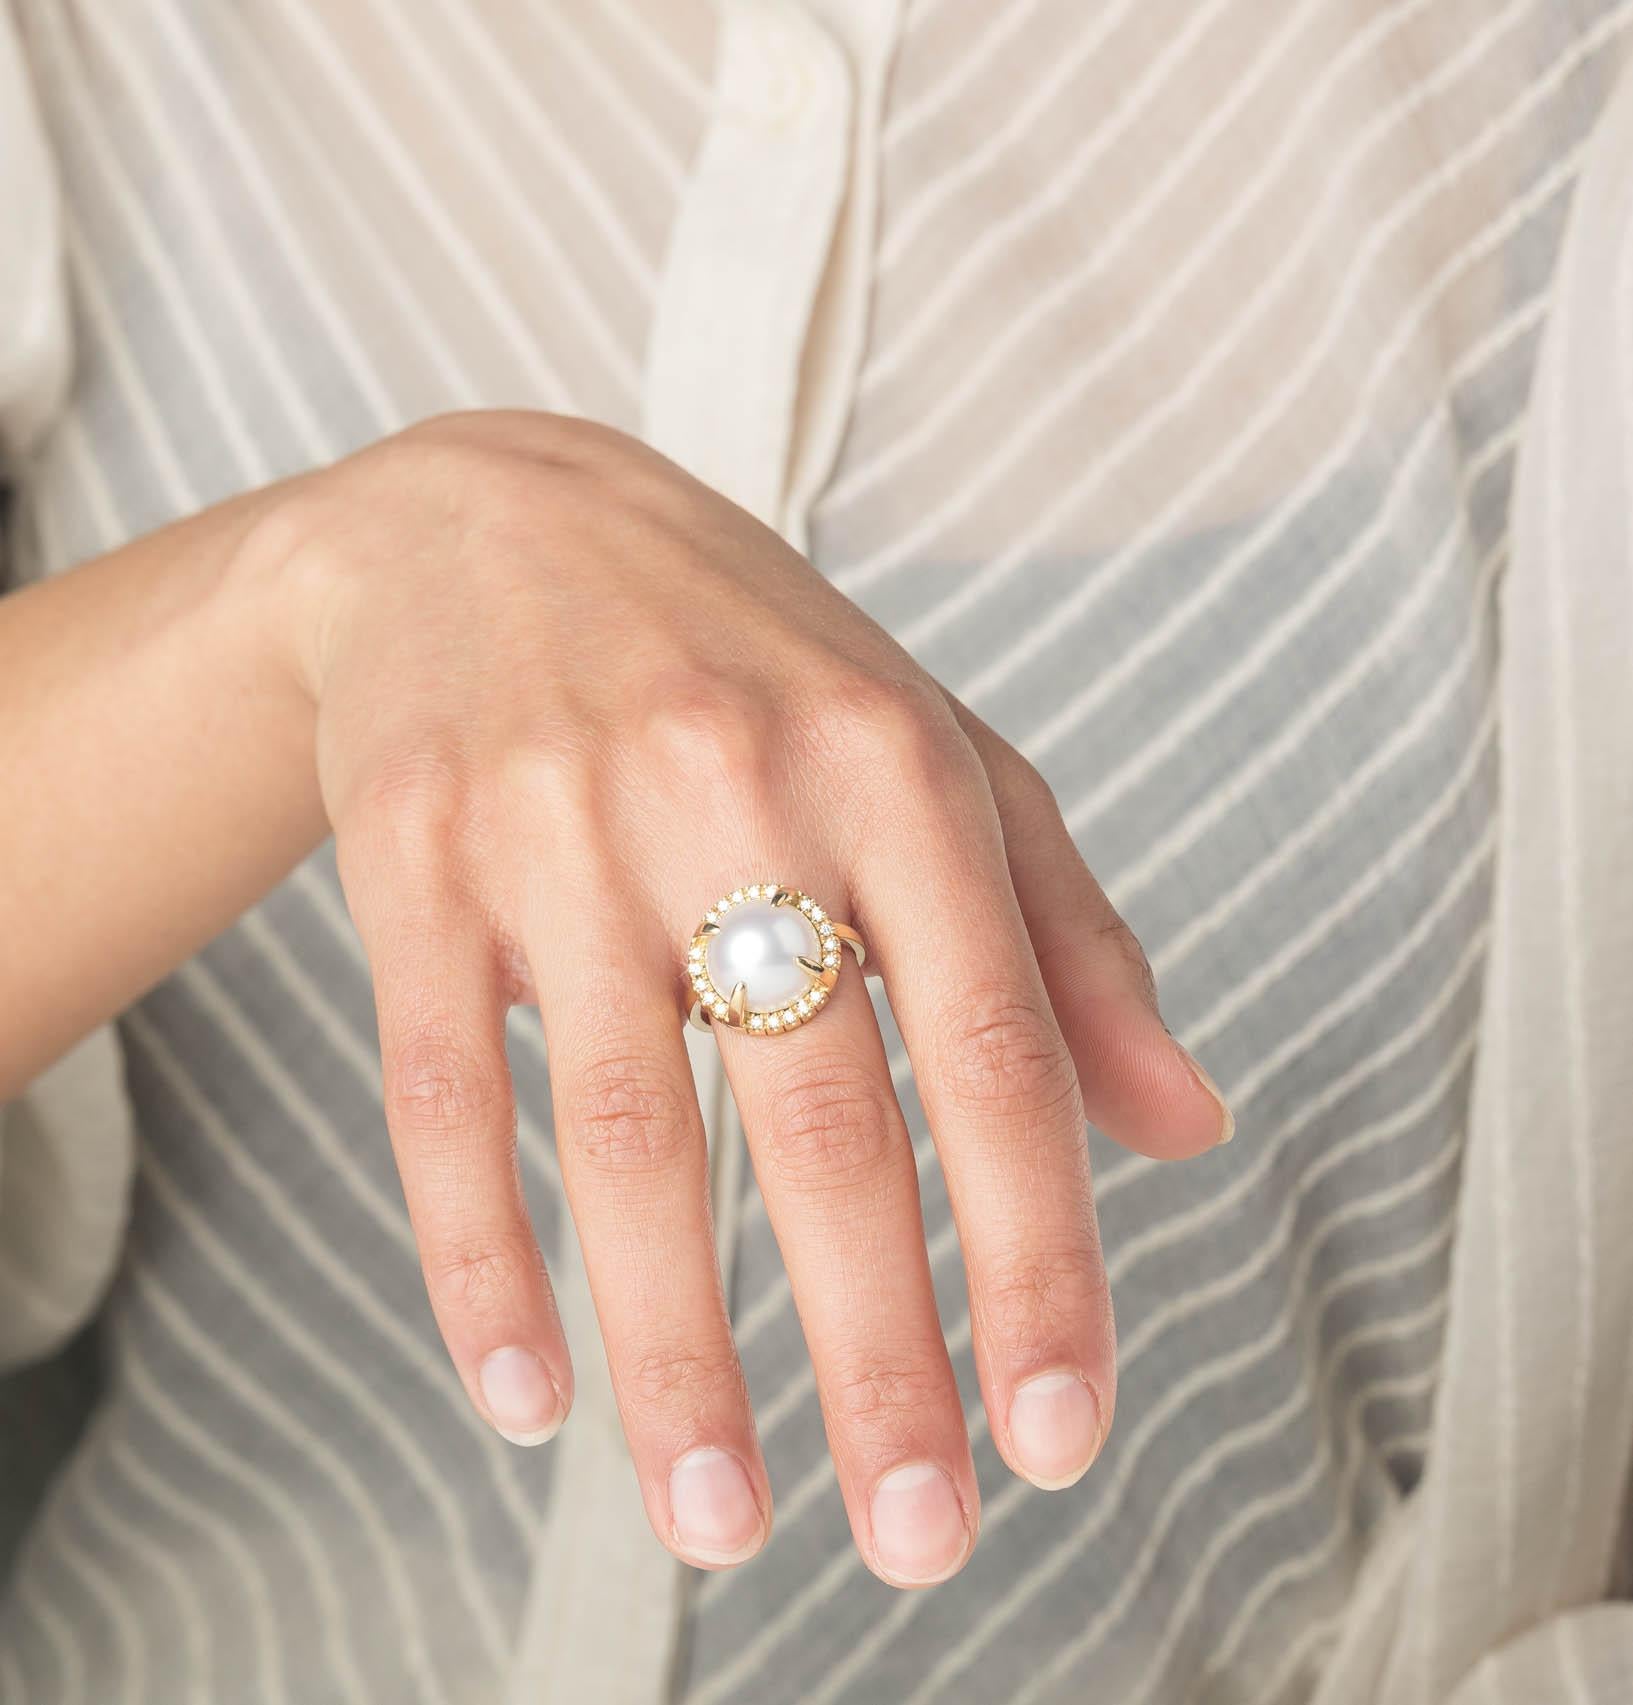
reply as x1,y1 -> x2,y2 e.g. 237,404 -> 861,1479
642,0 -> 853,529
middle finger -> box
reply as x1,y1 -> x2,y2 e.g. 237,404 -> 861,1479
702,876 -> 980,1590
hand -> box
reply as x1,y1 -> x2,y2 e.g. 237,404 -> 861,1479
261,410 -> 1231,1586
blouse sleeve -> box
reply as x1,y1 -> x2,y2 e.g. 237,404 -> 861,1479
0,3 -> 134,1376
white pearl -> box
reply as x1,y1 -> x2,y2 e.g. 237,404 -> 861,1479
706,899 -> 821,1012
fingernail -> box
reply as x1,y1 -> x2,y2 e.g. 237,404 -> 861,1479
1007,1370 -> 1103,1489
869,1462 -> 972,1586
478,1346 -> 564,1445
668,1447 -> 766,1567
1181,1048 -> 1235,1144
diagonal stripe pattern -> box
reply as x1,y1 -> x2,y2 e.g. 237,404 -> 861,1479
0,1 -> 1628,1701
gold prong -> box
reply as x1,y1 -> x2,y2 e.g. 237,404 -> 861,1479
770,889 -> 795,908
797,956 -> 825,977
699,921 -> 720,937
728,982 -> 748,1024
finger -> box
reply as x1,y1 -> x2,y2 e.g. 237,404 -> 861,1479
706,881 -> 979,1590
848,712 -> 1122,1492
529,889 -> 770,1572
349,862 -> 571,1447
944,694 -> 1232,1158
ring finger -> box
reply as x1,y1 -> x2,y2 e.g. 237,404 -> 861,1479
856,779 -> 1116,1497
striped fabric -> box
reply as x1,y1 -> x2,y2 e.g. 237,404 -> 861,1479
1,1 -> 1630,1700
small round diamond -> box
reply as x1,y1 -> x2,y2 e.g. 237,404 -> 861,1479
796,998 -> 811,1016
798,897 -> 813,912
767,1015 -> 783,1031
810,907 -> 825,922
711,999 -> 728,1019
749,1014 -> 765,1030
704,910 -> 718,925
730,889 -> 744,904
819,922 -> 834,937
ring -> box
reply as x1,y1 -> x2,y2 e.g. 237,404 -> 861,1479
685,883 -> 866,1035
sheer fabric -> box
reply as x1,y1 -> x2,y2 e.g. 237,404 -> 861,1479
1,2 -> 1630,1699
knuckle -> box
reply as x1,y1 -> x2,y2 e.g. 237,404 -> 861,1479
387,1027 -> 508,1141
828,1356 -> 950,1444
841,671 -> 942,733
1088,908 -> 1158,1008
936,989 -> 1082,1130
347,752 -> 471,868
979,1246 -> 1111,1357
496,733 -> 600,828
836,675 -> 967,775
635,669 -> 771,781
758,1059 -> 901,1188
562,1056 -> 696,1175
423,1235 -> 544,1318
619,1341 -> 743,1420
1004,749 -> 1063,825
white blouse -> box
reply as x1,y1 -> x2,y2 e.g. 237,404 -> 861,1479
3,3 -> 1632,1701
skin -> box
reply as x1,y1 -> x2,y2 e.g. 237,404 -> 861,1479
0,410 -> 1231,1586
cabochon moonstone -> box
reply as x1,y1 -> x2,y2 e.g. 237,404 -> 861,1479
706,899 -> 821,1012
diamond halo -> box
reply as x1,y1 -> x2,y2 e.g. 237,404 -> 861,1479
684,884 -> 859,1035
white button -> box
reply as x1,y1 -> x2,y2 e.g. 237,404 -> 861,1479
717,1 -> 822,131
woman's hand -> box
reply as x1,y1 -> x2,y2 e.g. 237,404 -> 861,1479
255,411 -> 1232,1584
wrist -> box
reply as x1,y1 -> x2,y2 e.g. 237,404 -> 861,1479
219,466 -> 337,708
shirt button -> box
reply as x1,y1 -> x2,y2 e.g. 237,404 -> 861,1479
718,1 -> 824,131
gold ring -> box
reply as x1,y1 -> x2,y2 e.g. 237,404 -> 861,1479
685,883 -> 866,1035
